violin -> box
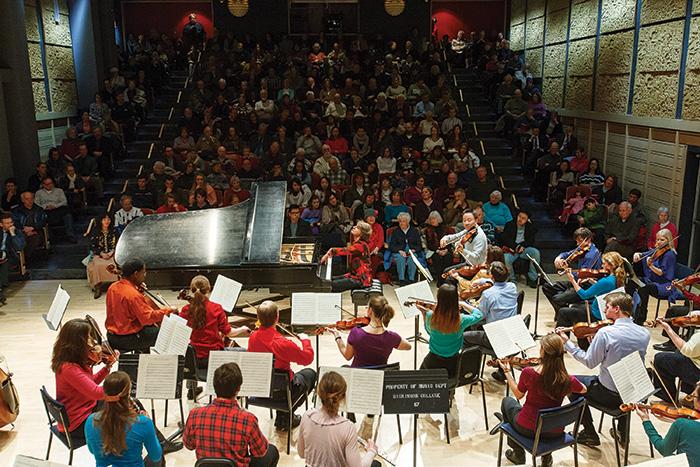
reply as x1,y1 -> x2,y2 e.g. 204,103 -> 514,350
314,317 -> 370,335
644,315 -> 700,328
669,272 -> 700,290
442,263 -> 486,280
486,356 -> 540,369
619,402 -> 700,420
557,242 -> 591,273
85,314 -> 118,366
458,227 -> 478,246
403,298 -> 436,309
177,288 -> 193,302
558,319 -> 613,339
572,268 -> 608,280
459,280 -> 493,300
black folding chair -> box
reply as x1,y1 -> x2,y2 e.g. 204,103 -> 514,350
40,386 -> 86,465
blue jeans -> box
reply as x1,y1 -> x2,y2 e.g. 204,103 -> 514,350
504,247 -> 541,282
393,252 -> 416,281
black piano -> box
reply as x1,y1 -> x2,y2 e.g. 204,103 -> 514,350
114,181 -> 331,293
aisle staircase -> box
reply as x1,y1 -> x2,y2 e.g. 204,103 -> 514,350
29,69 -> 191,280
450,67 -> 570,272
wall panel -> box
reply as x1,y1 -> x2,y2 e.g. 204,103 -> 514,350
546,7 -> 569,44
569,0 -> 598,39
543,77 -> 564,108
600,0 -> 636,33
526,48 -> 543,77
640,0 -> 686,25
510,22 -> 525,50
512,0 -> 526,24
526,17 -> 545,48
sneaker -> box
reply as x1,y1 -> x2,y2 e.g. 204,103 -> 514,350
576,429 -> 601,447
492,370 -> 507,383
527,278 -> 538,289
161,439 -> 183,454
505,448 -> 525,465
609,427 -> 626,447
653,341 -> 675,352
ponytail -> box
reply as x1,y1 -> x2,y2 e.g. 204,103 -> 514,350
188,275 -> 211,330
369,296 -> 395,327
317,371 -> 347,417
602,251 -> 627,288
96,372 -> 135,456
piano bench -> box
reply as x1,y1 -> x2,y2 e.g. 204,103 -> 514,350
351,280 -> 384,317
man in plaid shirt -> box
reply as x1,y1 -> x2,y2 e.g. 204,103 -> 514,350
183,362 -> 279,467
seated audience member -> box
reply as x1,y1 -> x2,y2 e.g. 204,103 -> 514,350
627,188 -> 647,225
577,197 -> 606,247
501,210 -> 540,287
85,372 -> 163,467
442,189 -> 475,227
577,158 -> 605,186
73,142 -> 104,200
383,190 -> 410,227
27,162 -> 49,193
286,178 -> 312,208
469,165 -> 500,204
301,196 -> 323,235
604,201 -> 639,260
284,204 -> 312,238
189,188 -> 211,210
569,147 -> 588,175
156,176 -> 181,208
498,334 -> 586,466
412,187 -> 437,226
114,194 -> 144,234
558,189 -> 586,225
60,127 -> 81,161
363,209 -> 384,274
87,213 -> 119,299
321,221 -> 373,292
0,213 -> 25,304
188,173 -> 218,207
11,191 -> 47,259
130,175 -> 156,210
85,126 -> 114,178
2,178 -> 20,212
648,206 -> 678,249
47,147 -> 67,180
321,193 -> 352,245
425,211 -> 453,284
298,371 -> 382,467
389,212 -> 423,285
156,193 -> 188,213
105,258 -> 175,352
473,205 -> 496,244
205,162 -> 229,190
34,176 -> 76,243
482,190 -> 512,232
183,362 -> 279,467
248,300 -> 316,430
595,175 -> 623,208
223,176 -> 251,206
58,164 -> 86,213
557,292 -> 650,447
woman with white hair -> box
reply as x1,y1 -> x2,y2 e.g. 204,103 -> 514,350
631,228 -> 680,325
482,190 -> 513,232
388,212 -> 423,285
321,221 -> 373,292
648,207 -> 678,250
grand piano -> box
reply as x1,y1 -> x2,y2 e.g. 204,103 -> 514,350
114,181 -> 331,293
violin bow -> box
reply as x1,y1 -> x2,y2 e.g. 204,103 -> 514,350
649,361 -> 679,409
335,303 -> 355,319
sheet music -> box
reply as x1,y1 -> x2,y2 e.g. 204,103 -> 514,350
483,316 -> 537,359
208,274 -> 243,312
395,281 -> 434,319
205,351 -> 273,397
135,354 -> 178,400
291,293 -> 341,325
632,454 -> 689,467
153,314 -> 192,356
43,285 -> 70,331
595,286 -> 626,316
608,351 -> 656,404
526,253 -> 553,287
13,455 -> 69,467
317,366 -> 384,415
409,249 -> 433,282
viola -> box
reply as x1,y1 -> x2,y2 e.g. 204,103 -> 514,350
619,402 -> 700,420
486,356 -> 540,369
314,317 -> 370,335
403,299 -> 436,309
177,288 -> 193,302
645,315 -> 700,328
459,281 -> 493,300
559,319 -> 613,339
442,263 -> 486,280
85,314 -> 118,366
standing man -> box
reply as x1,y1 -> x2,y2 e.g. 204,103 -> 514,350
0,213 -> 26,305
182,13 -> 205,49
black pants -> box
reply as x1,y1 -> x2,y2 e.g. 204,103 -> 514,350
653,351 -> 700,403
555,304 -> 592,350
107,326 -> 160,353
331,276 -> 363,293
249,444 -> 280,467
542,281 -> 583,319
430,252 -> 453,286
420,351 -> 459,379
501,397 -> 560,458
604,241 -> 634,262
569,376 -> 627,438
274,368 -> 317,424
632,283 -> 661,325
45,206 -> 75,238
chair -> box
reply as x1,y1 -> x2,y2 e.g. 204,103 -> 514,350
40,386 -> 86,465
448,347 -> 489,437
183,344 -> 210,403
194,458 -> 236,467
496,398 -> 586,467
350,279 -> 383,317
246,369 -> 311,455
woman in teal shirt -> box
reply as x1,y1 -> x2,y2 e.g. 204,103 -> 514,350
636,382 -> 700,467
85,371 -> 162,467
415,283 -> 483,377
555,251 -> 627,350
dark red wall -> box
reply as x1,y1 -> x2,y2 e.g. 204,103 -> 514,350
121,1 -> 214,39
432,1 -> 506,40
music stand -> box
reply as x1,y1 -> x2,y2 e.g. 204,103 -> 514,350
407,252 -> 431,369
526,253 -> 551,339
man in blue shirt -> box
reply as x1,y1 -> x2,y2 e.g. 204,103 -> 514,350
543,228 -> 602,319
0,213 -> 26,305
557,292 -> 650,447
463,262 -> 518,381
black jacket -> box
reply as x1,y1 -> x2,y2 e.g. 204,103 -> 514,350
283,220 -> 312,238
500,220 -> 537,250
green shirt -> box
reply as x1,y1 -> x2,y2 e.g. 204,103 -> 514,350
643,419 -> 700,467
425,308 -> 483,358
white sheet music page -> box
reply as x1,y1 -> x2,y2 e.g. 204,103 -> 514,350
13,455 -> 70,467
316,293 -> 342,324
483,316 -> 536,359
595,286 -> 625,317
292,293 -> 342,325
135,354 -> 178,400
153,315 -> 192,356
238,352 -> 273,397
205,351 -> 241,395
632,454 -> 689,467
153,315 -> 174,354
317,367 -> 384,414
209,274 -> 243,312
395,281 -> 434,319
608,351 -> 656,404
44,285 -> 70,331
291,293 -> 317,325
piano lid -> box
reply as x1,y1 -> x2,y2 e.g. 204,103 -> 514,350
114,181 -> 287,269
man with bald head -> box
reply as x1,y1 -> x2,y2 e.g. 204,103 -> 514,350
604,201 -> 640,260
247,300 -> 316,430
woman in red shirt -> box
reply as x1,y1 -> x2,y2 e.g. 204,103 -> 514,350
498,333 -> 587,466
321,221 -> 373,292
51,319 -> 117,441
324,126 -> 349,157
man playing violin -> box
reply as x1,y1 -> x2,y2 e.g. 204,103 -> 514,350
651,310 -> 700,405
439,210 -> 488,279
557,292 -> 650,448
543,228 -> 601,319
631,228 -> 679,325
105,258 -> 177,353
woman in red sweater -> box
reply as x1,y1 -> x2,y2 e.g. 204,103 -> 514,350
324,126 -> 349,157
51,319 -> 117,441
320,221 -> 373,292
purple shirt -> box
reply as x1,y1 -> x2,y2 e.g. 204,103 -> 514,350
347,327 -> 402,368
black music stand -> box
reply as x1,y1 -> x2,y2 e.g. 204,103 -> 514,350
526,253 -> 552,339
407,251 -> 431,369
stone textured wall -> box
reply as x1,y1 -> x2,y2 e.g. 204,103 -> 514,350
526,48 -> 543,77
600,0 -> 635,33
640,0 -> 686,24
526,17 -> 545,48
569,0 -> 598,40
545,6 -> 569,44
595,31 -> 633,113
510,23 -> 525,50
25,0 -> 77,115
